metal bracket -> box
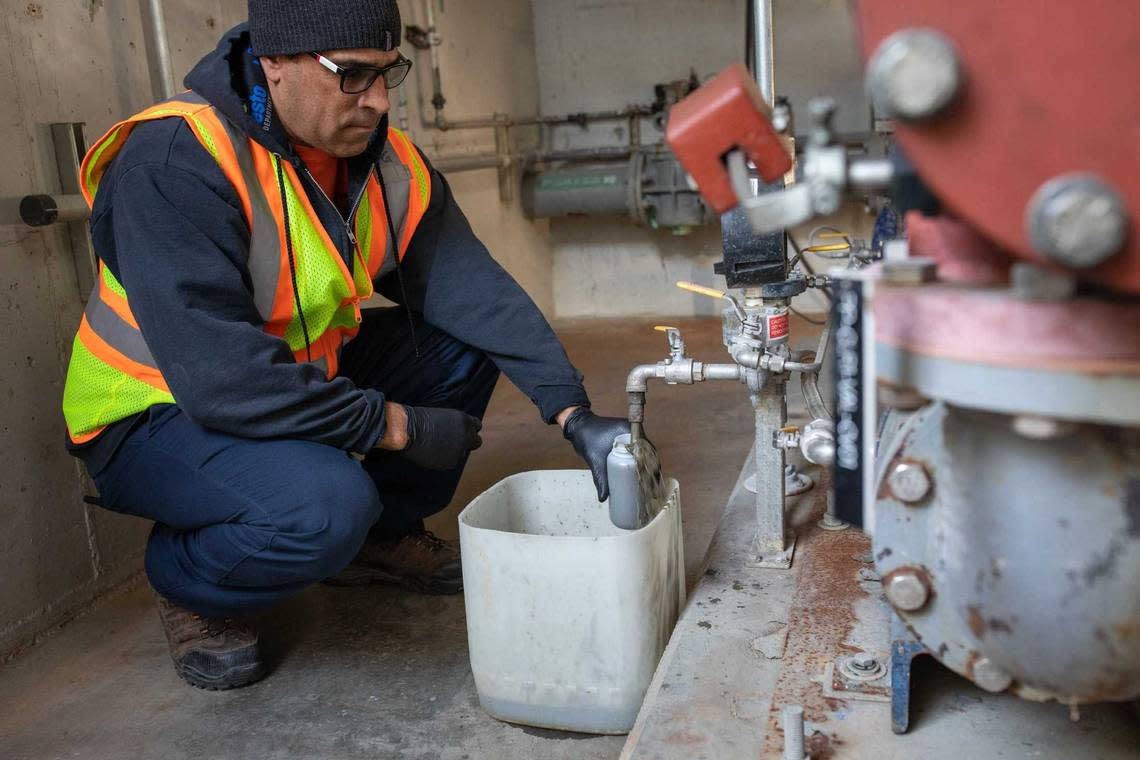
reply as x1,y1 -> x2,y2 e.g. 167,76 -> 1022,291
890,612 -> 926,734
746,531 -> 796,569
493,118 -> 513,204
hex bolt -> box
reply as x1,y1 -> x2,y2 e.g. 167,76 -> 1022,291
1026,173 -> 1128,269
888,461 -> 932,504
973,657 -> 1013,693
782,704 -> 809,760
885,569 -> 930,612
840,653 -> 886,681
868,28 -> 962,121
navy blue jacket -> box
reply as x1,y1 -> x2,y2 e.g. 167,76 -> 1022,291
71,25 -> 588,472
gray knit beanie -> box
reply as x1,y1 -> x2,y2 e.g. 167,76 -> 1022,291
248,0 -> 402,56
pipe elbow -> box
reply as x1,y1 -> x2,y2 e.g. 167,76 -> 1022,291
730,345 -> 761,369
626,364 -> 663,392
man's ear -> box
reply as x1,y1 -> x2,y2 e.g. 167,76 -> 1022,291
260,55 -> 288,85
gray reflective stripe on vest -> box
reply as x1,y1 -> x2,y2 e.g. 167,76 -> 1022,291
84,295 -> 158,368
217,116 -> 282,323
377,146 -> 412,279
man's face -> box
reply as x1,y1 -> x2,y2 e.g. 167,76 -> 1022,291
261,47 -> 398,158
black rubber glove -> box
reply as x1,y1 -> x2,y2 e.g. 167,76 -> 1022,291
401,405 -> 483,471
562,407 -> 630,502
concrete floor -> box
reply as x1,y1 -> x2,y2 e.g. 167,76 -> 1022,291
0,317 -> 756,760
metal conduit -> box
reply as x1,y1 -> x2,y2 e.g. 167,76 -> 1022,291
418,0 -> 652,133
140,0 -> 176,101
753,0 -> 775,106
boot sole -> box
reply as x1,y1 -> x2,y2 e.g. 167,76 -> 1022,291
323,565 -> 463,595
175,660 -> 267,691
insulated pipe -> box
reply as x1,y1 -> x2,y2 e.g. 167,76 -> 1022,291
140,0 -> 176,101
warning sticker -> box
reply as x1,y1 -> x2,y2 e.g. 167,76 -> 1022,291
767,313 -> 789,340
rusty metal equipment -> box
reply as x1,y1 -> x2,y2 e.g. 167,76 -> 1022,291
663,0 -> 1140,735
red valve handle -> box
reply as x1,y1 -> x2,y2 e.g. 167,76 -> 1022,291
666,63 -> 793,215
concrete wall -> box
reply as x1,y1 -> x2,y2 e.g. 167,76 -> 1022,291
533,0 -> 873,319
400,0 -> 554,313
0,0 -> 249,657
0,0 -> 548,657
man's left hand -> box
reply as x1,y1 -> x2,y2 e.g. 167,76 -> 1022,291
560,407 -> 630,502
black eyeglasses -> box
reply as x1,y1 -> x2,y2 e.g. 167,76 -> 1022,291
310,52 -> 413,94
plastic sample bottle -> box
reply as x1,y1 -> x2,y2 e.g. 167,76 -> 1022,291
607,433 -> 645,530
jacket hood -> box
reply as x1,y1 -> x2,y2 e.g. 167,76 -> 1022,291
184,23 -> 388,163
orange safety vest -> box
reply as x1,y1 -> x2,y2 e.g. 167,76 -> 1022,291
62,92 -> 431,444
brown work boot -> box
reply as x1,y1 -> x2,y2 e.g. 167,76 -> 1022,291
325,530 -> 462,594
155,595 -> 266,690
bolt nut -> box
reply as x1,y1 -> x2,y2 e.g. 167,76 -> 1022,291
1026,174 -> 1128,269
868,28 -> 962,121
888,461 -> 932,504
885,569 -> 930,612
972,657 -> 1013,693
840,653 -> 886,682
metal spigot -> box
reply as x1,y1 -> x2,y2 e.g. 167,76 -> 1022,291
655,325 -> 685,362
625,323 -> 748,441
675,281 -> 750,325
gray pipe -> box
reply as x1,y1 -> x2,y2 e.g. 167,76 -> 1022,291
431,146 -> 647,176
848,158 -> 894,190
418,0 -> 654,132
140,0 -> 176,101
432,154 -> 505,173
18,194 -> 90,226
753,0 -> 775,106
432,107 -> 654,133
702,364 -> 745,381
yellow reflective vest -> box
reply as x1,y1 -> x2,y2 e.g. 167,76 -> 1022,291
63,92 -> 431,444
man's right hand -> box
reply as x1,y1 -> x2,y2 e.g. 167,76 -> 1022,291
389,404 -> 483,471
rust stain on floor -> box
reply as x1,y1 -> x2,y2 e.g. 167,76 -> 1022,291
761,515 -> 872,759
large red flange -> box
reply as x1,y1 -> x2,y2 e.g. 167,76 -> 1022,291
857,0 -> 1140,294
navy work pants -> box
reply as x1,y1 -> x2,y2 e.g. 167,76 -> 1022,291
88,309 -> 499,618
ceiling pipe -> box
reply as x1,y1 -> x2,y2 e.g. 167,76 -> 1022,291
140,0 -> 177,101
752,0 -> 775,106
416,0 -> 652,133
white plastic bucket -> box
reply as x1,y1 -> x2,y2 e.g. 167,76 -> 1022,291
459,470 -> 684,734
